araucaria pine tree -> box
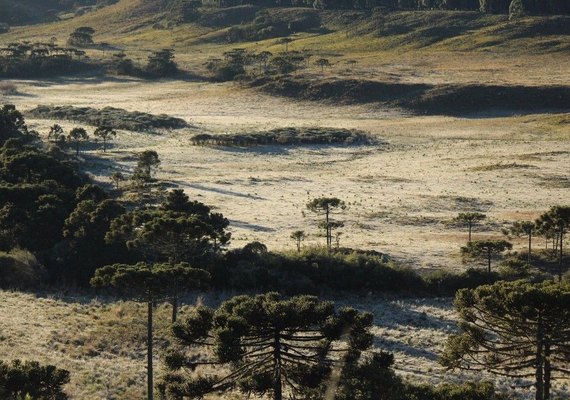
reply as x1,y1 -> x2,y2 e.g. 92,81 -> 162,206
162,292 -> 374,400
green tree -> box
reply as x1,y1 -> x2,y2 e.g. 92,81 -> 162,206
307,197 -> 346,250
48,124 -> 65,146
461,239 -> 512,273
0,105 -> 34,145
442,280 -> 570,400
163,292 -> 374,400
453,212 -> 486,242
61,199 -> 126,284
509,0 -> 527,19
290,230 -> 306,252
535,206 -> 570,281
503,220 -> 535,266
278,37 -> 293,52
93,126 -> 116,152
315,58 -> 331,73
91,262 -> 210,400
146,49 -> 177,77
110,171 -> 126,190
67,27 -> 95,47
0,359 -> 70,400
133,150 -> 160,182
67,127 -> 88,156
106,198 -> 229,320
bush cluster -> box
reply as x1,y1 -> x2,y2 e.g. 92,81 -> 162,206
190,127 -> 375,147
209,246 -> 528,295
27,105 -> 188,132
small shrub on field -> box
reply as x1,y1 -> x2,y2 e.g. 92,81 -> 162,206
0,82 -> 17,95
0,249 -> 45,289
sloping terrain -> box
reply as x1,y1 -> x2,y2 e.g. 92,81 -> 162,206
0,0 -> 118,25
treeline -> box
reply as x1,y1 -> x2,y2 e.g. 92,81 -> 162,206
0,41 -> 91,78
197,0 -> 569,14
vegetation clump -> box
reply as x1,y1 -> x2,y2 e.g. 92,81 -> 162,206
256,77 -> 570,115
0,359 -> 70,400
190,127 -> 375,147
27,105 -> 189,132
0,41 -> 91,78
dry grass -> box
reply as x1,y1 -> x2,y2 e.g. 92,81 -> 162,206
1,78 -> 567,271
1,290 -> 568,399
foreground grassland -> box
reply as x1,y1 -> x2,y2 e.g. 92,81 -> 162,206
0,290 -> 553,399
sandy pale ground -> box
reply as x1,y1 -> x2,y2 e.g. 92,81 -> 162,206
3,78 -> 569,272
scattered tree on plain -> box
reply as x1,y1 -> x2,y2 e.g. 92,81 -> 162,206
93,126 -> 116,152
111,171 -> 126,190
461,239 -> 512,273
503,220 -> 535,266
133,150 -> 161,182
315,58 -> 331,72
453,212 -> 486,242
290,230 -> 306,252
67,127 -> 89,156
535,206 -> 570,280
307,197 -> 346,250
48,124 -> 65,145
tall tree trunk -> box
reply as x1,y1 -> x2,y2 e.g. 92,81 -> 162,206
558,229 -> 563,282
76,141 -> 80,156
528,232 -> 532,266
148,298 -> 154,400
273,331 -> 282,400
325,208 -> 330,250
468,222 -> 472,242
171,296 -> 178,323
544,342 -> 551,400
535,319 -> 544,400
487,249 -> 492,273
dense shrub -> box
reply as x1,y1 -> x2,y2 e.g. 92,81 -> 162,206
27,105 -> 189,132
0,359 -> 69,400
0,249 -> 45,289
209,245 -> 548,295
191,127 -> 375,146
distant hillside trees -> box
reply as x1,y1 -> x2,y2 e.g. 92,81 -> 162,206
200,0 -> 568,13
67,27 -> 95,47
0,41 -> 91,78
146,49 -> 178,77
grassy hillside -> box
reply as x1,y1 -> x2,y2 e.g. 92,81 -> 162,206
0,0 -> 118,25
2,1 -> 568,56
